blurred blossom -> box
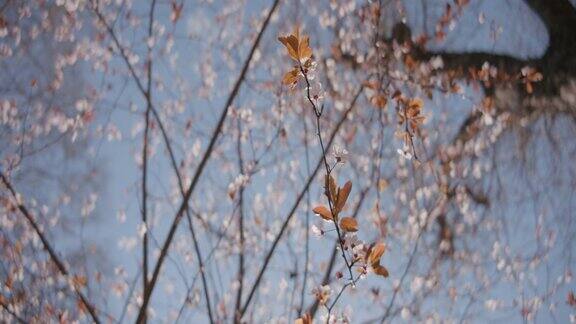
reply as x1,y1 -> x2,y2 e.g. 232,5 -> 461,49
332,145 -> 349,164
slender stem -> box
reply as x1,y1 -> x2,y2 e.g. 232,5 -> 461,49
325,276 -> 361,321
240,85 -> 364,318
299,65 -> 354,282
118,268 -> 142,324
185,209 -> 215,323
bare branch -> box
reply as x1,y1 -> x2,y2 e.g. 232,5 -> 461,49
140,2 -> 157,323
134,0 -> 282,321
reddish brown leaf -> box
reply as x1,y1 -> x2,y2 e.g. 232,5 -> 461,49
278,27 -> 313,63
312,205 -> 332,221
282,68 -> 299,86
368,243 -> 386,266
336,180 -> 352,212
325,175 -> 337,206
370,94 -> 388,109
568,291 -> 576,307
295,313 -> 312,324
339,217 -> 358,232
373,264 -> 389,277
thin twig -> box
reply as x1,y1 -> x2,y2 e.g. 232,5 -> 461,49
379,194 -> 447,323
0,297 -> 27,324
298,115 -> 312,314
118,268 -> 142,324
0,172 -> 101,324
299,64 -> 368,322
326,276 -> 361,315
234,116 -> 246,323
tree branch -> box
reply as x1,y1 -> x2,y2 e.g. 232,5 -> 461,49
140,2 -> 156,323
234,117 -> 246,324
0,172 -> 101,324
240,85 -> 365,318
91,4 -> 217,322
388,22 -> 537,80
427,50 -> 533,75
523,0 -> 576,48
134,0 -> 281,322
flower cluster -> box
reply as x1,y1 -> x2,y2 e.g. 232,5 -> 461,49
227,173 -> 249,199
394,94 -> 425,161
